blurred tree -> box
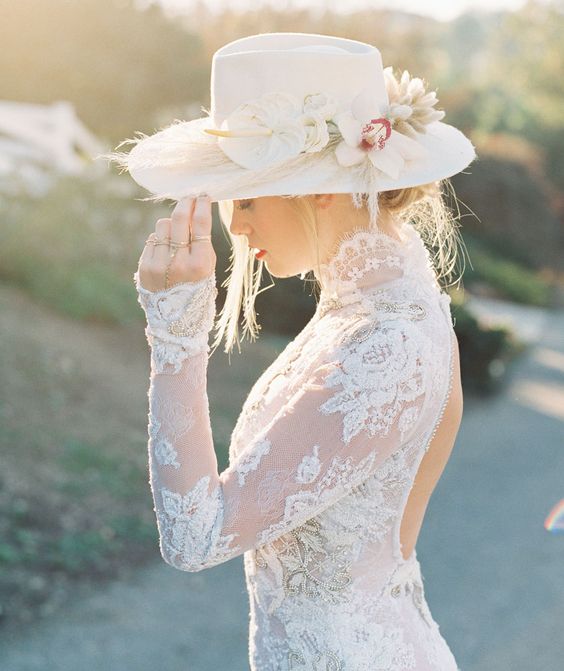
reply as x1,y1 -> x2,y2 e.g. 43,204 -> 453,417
492,0 -> 564,194
451,148 -> 563,272
0,0 -> 209,143
2,0 -> 560,275
443,1 -> 564,195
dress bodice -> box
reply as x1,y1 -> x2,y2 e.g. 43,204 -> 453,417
135,219 -> 460,670
223,222 -> 458,668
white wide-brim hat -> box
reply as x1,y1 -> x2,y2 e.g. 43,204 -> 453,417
103,32 -> 477,206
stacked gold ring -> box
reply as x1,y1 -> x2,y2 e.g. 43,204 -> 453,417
144,233 -> 212,289
144,234 -> 212,246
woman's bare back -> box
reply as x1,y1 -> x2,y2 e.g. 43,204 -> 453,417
400,334 -> 463,561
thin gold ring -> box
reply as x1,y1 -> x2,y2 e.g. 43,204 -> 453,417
154,234 -> 212,289
146,234 -> 170,246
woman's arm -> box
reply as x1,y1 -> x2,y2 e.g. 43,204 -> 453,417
134,195 -> 431,572
136,268 -> 430,572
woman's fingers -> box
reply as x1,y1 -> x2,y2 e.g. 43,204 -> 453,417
187,196 -> 215,277
170,196 -> 215,280
191,195 -> 213,244
152,218 -> 171,268
138,218 -> 170,291
138,197 -> 215,291
171,197 -> 195,246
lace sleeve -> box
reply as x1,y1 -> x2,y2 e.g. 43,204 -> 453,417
136,273 -> 432,572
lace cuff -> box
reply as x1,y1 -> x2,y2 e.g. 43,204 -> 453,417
134,270 -> 218,373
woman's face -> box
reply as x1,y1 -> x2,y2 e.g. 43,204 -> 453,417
229,196 -> 317,278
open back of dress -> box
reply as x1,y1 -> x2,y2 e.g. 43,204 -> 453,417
138,220 -> 463,670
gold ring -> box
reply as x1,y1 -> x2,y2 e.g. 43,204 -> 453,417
146,234 -> 171,246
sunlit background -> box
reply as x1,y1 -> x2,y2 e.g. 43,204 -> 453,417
1,1 -> 563,669
158,0 -> 538,22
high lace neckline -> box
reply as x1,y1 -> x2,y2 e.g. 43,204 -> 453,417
316,220 -> 433,302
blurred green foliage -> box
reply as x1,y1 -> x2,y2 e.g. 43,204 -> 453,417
461,235 -> 552,306
451,153 -> 562,275
0,172 -> 171,324
450,291 -> 527,395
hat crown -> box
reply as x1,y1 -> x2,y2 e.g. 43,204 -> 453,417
117,31 -> 477,207
210,32 -> 389,127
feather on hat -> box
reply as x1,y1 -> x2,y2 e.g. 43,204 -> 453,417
100,32 -> 477,228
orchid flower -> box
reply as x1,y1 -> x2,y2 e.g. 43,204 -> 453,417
333,88 -> 428,179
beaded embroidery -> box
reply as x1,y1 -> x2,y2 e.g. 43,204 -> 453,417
135,271 -> 217,373
136,222 -> 462,671
288,647 -> 344,670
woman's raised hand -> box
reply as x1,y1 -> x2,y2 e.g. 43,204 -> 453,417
138,195 -> 216,292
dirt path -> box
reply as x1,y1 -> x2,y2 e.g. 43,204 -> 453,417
2,298 -> 563,670
1,558 -> 249,671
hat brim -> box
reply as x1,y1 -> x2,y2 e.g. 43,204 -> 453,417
117,115 -> 477,203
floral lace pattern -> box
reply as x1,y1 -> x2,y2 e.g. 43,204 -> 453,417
135,270 -> 217,373
295,445 -> 321,484
288,646 -> 344,670
157,476 -> 241,571
234,437 -> 272,486
137,222 -> 461,670
319,318 -> 430,445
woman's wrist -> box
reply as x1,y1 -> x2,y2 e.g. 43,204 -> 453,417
134,270 -> 218,371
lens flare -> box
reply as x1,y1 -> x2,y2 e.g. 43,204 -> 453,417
544,499 -> 564,534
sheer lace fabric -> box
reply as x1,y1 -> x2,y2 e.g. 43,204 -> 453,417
135,220 -> 461,670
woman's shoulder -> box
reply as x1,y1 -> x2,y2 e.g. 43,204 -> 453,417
308,308 -> 442,394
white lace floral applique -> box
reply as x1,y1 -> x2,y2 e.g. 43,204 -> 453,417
134,224 -> 461,671
234,437 -> 273,486
148,389 -> 196,470
319,320 -> 429,444
157,475 -> 241,570
255,450 -> 378,547
288,646 -> 344,670
134,270 -> 217,373
295,445 -> 321,484
279,518 -> 351,604
153,438 -> 181,469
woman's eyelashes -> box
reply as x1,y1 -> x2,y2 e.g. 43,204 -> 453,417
237,199 -> 252,210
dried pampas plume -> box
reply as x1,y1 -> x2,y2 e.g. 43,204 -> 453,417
384,66 -> 446,139
97,114 -> 345,205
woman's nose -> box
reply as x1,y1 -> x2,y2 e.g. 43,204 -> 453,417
229,213 -> 250,237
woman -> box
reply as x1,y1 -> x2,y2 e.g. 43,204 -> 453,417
106,32 -> 476,671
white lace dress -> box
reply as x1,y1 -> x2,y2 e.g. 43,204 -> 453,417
135,221 -> 461,671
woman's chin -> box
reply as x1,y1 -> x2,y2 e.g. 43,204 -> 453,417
264,264 -> 288,279
261,257 -> 309,279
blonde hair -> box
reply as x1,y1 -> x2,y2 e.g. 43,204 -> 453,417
211,178 -> 467,357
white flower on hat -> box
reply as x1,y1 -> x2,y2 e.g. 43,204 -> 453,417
214,92 -> 308,170
303,92 -> 337,120
301,92 -> 338,153
301,112 -> 331,154
383,66 -> 446,139
333,87 -> 428,180
205,75 -> 441,178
